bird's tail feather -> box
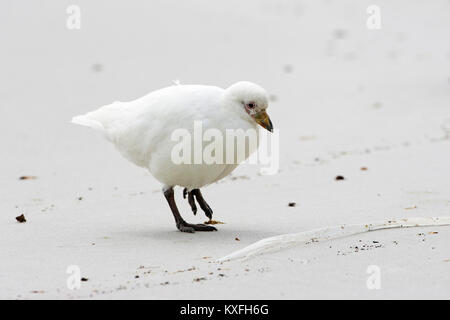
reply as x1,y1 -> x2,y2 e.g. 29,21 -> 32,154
71,114 -> 105,131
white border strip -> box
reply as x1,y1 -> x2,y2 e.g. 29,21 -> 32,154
216,217 -> 450,262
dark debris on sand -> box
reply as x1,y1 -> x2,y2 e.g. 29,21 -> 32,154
19,176 -> 37,180
15,214 -> 26,223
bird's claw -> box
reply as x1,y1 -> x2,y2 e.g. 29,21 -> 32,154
203,203 -> 213,220
193,224 -> 217,231
176,221 -> 217,233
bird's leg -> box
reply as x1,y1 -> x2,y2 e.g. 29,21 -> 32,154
183,188 -> 197,215
191,189 -> 213,220
163,187 -> 216,233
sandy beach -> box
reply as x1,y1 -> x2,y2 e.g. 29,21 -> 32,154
0,0 -> 449,299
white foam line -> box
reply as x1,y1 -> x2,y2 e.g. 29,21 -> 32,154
216,216 -> 450,262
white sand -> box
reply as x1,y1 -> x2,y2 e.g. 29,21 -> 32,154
0,1 -> 449,299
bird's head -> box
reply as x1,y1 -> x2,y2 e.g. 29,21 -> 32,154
224,81 -> 273,132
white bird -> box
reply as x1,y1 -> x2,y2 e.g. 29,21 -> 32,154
72,81 -> 273,232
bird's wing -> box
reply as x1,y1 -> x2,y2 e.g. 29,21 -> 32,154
72,85 -> 226,169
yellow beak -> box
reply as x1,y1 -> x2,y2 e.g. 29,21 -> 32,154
254,110 -> 273,132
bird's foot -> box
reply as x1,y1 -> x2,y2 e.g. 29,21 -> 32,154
176,220 -> 217,233
165,187 -> 217,233
200,203 -> 213,220
190,189 -> 213,220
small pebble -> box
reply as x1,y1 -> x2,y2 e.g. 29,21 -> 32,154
193,277 -> 207,282
15,214 -> 26,223
19,176 -> 37,180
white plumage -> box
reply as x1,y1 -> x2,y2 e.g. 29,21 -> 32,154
72,81 -> 272,232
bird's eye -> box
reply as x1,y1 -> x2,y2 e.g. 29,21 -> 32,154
247,103 -> 255,109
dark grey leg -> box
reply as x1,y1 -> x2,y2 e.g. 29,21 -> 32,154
183,188 -> 213,220
183,188 -> 197,215
164,187 -> 216,232
191,189 -> 213,220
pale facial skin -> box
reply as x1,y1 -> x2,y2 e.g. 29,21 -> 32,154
243,100 -> 273,133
